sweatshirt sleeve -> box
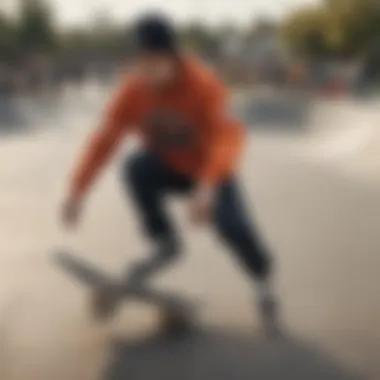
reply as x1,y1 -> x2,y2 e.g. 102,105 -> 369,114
69,76 -> 140,199
197,82 -> 245,185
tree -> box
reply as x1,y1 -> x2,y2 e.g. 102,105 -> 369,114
245,19 -> 277,44
280,7 -> 332,58
181,22 -> 219,58
0,12 -> 17,61
280,0 -> 380,59
17,0 -> 57,55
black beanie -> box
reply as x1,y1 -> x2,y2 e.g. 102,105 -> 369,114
133,14 -> 178,54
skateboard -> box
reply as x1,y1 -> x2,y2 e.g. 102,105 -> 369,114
53,250 -> 199,333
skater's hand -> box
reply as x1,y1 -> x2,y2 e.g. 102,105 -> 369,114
188,185 -> 215,226
61,196 -> 82,229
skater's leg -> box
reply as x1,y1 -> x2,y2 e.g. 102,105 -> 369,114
213,179 -> 272,280
121,151 -> 192,284
89,152 -> 191,320
213,179 -> 279,332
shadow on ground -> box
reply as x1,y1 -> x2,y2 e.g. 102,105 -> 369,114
104,328 -> 363,380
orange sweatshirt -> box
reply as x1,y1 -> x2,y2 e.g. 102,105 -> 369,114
70,55 -> 245,199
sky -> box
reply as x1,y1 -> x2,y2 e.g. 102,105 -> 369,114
1,0 -> 321,28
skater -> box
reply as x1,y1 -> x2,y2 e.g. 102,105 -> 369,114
61,14 -> 279,331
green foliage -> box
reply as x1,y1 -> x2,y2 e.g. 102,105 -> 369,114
280,0 -> 380,58
1,0 -> 379,64
17,0 -> 57,54
0,12 -> 17,60
181,23 -> 220,57
245,19 -> 277,43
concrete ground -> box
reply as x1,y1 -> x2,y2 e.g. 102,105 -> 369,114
0,89 -> 379,380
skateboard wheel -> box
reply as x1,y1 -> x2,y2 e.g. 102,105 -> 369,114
158,306 -> 193,336
90,288 -> 120,322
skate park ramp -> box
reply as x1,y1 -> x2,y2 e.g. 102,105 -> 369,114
233,88 -> 313,131
0,87 -> 379,380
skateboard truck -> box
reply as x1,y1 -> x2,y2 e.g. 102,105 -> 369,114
53,250 -> 200,332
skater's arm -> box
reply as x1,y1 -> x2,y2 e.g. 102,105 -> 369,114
69,77 -> 140,200
198,83 -> 245,186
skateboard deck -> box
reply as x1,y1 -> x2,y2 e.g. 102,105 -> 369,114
53,250 -> 198,313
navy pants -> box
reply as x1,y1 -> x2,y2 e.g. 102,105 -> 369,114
122,151 -> 271,279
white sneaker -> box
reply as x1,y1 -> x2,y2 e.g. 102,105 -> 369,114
256,279 -> 281,337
